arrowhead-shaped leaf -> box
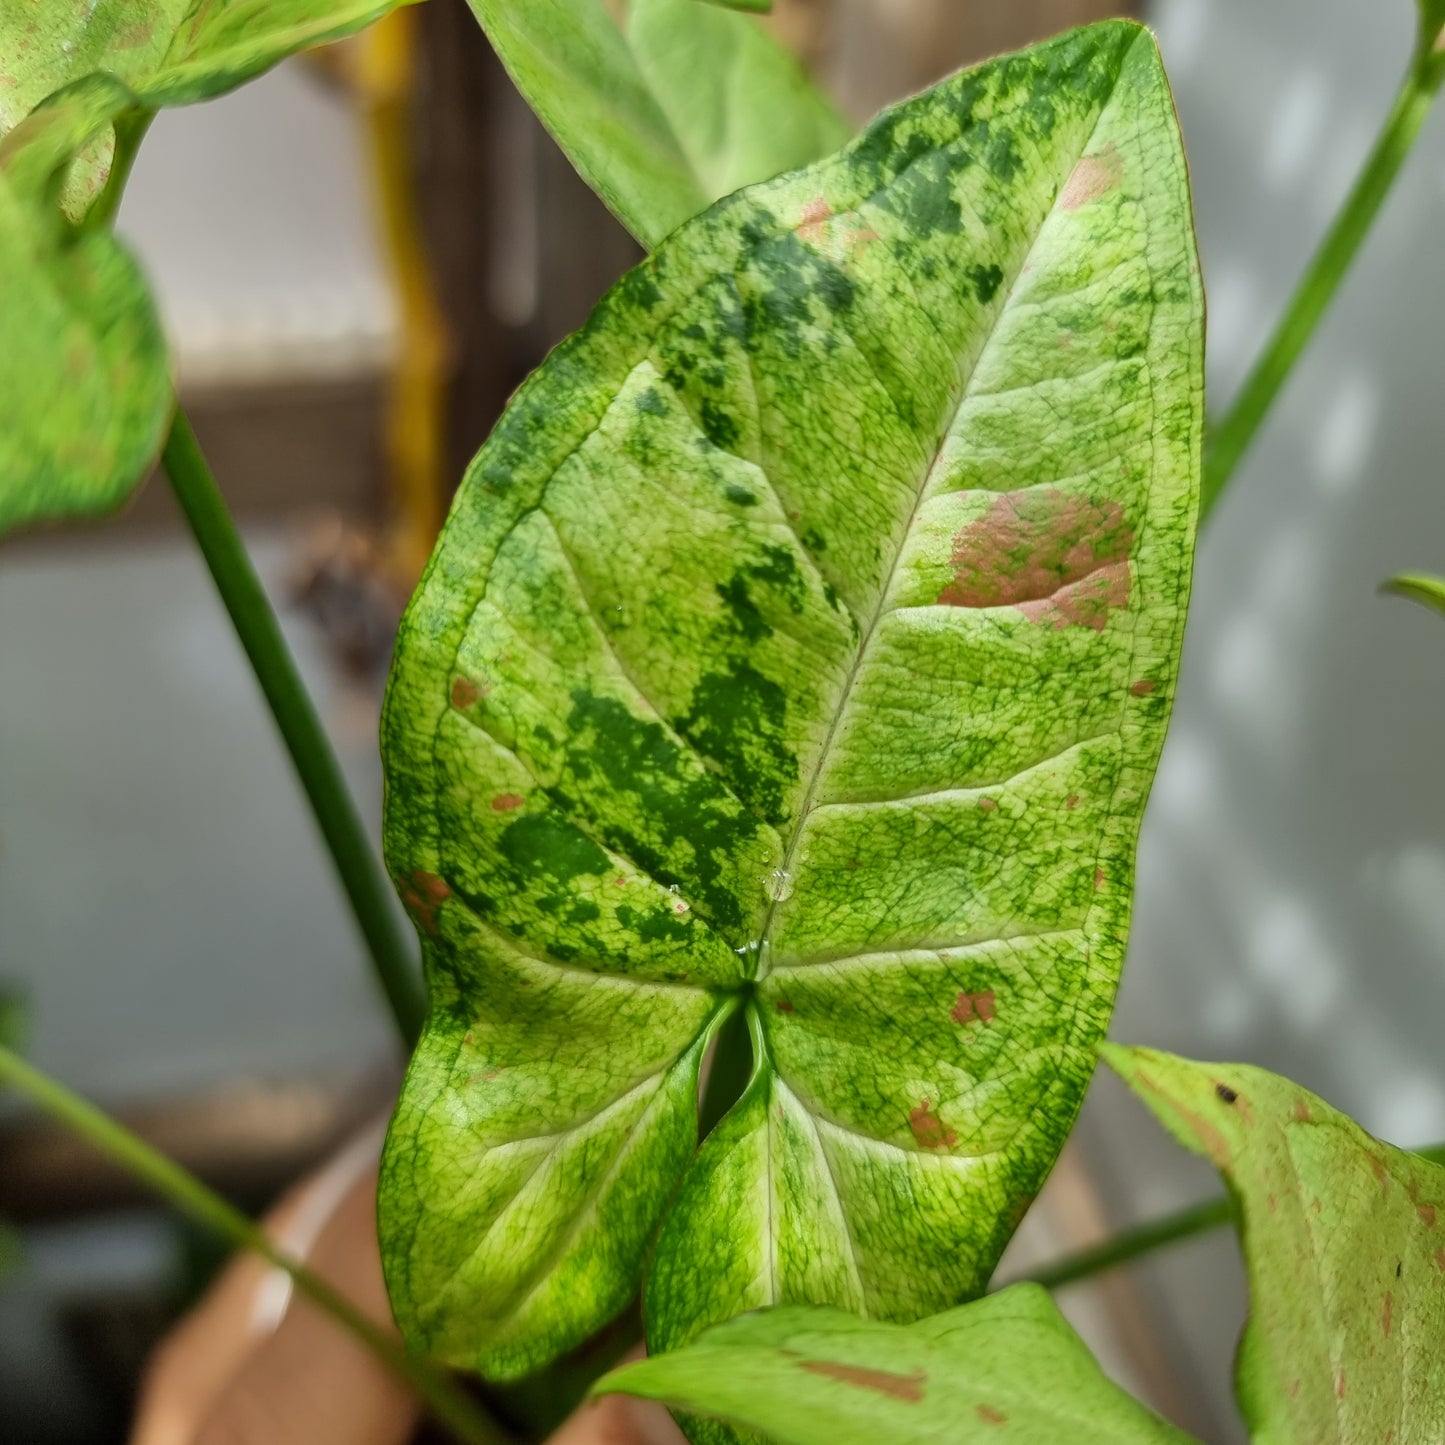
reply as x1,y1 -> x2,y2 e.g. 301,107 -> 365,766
0,78 -> 172,538
594,1284 -> 1198,1444
1105,1046 -> 1445,1445
465,0 -> 849,248
378,18 -> 1203,1393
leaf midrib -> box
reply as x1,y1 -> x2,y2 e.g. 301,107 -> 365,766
749,40 -> 1139,980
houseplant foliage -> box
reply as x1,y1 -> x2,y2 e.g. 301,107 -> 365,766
1105,1048 -> 1445,1445
595,1048 -> 1445,1445
377,13 -> 1206,1404
0,0 -> 426,537
4,0 -> 1445,1442
465,0 -> 849,247
597,1283 -> 1195,1444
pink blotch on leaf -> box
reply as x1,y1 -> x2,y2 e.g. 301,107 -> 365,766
1060,145 -> 1123,210
951,990 -> 997,1026
908,1099 -> 957,1149
937,488 -> 1133,631
797,196 -> 833,245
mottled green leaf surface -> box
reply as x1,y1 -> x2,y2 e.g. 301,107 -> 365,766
596,1285 -> 1196,1444
1106,1046 -> 1445,1445
1383,572 -> 1445,618
0,78 -> 171,538
466,0 -> 848,248
0,0 -> 418,212
379,19 -> 1203,1394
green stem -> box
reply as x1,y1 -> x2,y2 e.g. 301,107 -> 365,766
162,410 -> 425,1047
1020,1196 -> 1235,1293
0,1046 -> 505,1445
86,107 -> 155,231
1023,1140 -> 1445,1291
1201,47 -> 1442,518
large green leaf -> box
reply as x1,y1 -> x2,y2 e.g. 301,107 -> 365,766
378,18 -> 1203,1394
0,78 -> 172,537
465,0 -> 849,248
1105,1046 -> 1445,1445
594,1284 -> 1197,1444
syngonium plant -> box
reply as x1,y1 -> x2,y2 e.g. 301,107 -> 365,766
2,1 -> 1445,1444
377,13 -> 1205,1399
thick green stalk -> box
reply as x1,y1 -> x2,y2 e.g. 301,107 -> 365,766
162,411 -> 424,1047
1022,1140 -> 1445,1291
1202,38 -> 1442,517
0,1045 -> 504,1444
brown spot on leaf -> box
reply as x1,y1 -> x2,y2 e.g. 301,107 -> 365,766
951,990 -> 997,1026
398,870 -> 450,934
1060,145 -> 1123,210
1382,1293 -> 1394,1338
491,793 -> 525,812
908,1099 -> 957,1149
1435,1248 -> 1445,1273
775,999 -> 795,1014
798,1361 -> 925,1402
451,676 -> 486,709
1418,1203 -> 1438,1228
1335,1371 -> 1347,1401
1093,867 -> 1106,890
1130,679 -> 1157,696
975,1405 -> 1007,1426
1369,1155 -> 1390,1190
978,796 -> 998,813
937,489 -> 1133,631
1065,794 -> 1080,810
1293,1101 -> 1311,1123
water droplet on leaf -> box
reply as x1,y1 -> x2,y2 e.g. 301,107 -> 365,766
765,869 -> 794,902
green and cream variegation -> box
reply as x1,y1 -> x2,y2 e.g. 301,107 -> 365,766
378,17 -> 1204,1402
1107,1046 -> 1445,1445
465,0 -> 849,248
